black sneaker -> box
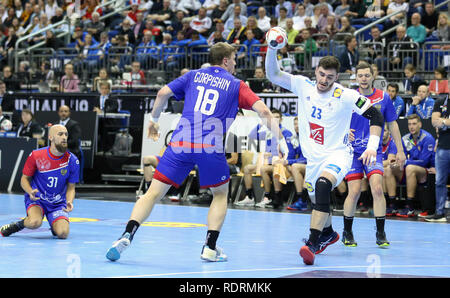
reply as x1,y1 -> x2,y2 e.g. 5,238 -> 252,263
299,239 -> 318,265
376,231 -> 390,247
342,230 -> 357,247
0,222 -> 23,237
316,231 -> 340,254
265,200 -> 282,209
424,213 -> 447,223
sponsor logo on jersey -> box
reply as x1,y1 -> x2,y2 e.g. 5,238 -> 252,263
356,96 -> 367,109
333,88 -> 342,99
309,122 -> 324,145
370,97 -> 383,105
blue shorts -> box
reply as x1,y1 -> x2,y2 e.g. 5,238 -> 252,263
345,152 -> 384,181
25,196 -> 69,227
154,145 -> 230,189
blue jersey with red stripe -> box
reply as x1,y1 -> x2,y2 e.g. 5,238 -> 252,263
22,147 -> 80,204
167,66 -> 259,150
382,136 -> 398,161
350,88 -> 398,154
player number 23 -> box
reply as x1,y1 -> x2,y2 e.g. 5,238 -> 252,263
194,86 -> 219,116
311,106 -> 322,119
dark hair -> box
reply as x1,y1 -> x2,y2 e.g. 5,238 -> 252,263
434,66 -> 447,78
22,108 -> 34,119
387,83 -> 399,93
209,42 -> 237,65
344,35 -> 356,46
355,61 -> 373,75
271,108 -> 282,118
318,56 -> 340,72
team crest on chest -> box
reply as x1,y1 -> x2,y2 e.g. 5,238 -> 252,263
61,169 -> 67,176
309,122 -> 324,145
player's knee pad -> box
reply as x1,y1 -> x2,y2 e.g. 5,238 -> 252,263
314,177 -> 333,213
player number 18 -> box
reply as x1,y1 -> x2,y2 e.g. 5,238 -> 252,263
194,86 -> 219,116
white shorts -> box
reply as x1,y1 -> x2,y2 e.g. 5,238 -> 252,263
304,150 -> 353,198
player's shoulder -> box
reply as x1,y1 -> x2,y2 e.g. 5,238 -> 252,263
334,83 -> 359,100
30,147 -> 48,158
291,74 -> 315,87
68,151 -> 80,165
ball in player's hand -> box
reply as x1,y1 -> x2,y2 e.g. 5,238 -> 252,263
266,27 -> 287,50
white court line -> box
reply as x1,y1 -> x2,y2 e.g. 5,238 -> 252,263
107,264 -> 450,278
7,150 -> 24,192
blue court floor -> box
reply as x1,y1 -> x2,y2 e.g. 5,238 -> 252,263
0,193 -> 449,278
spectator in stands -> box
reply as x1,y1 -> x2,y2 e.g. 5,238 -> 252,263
224,5 -> 247,31
45,0 -> 59,19
221,0 -> 246,22
434,13 -> 450,43
117,19 -> 136,46
190,7 -> 213,38
135,30 -> 158,69
300,0 -> 314,17
407,84 -> 435,119
0,80 -> 6,108
130,61 -> 147,85
277,7 -> 289,30
132,12 -> 145,43
385,0 -> 408,30
407,13 -> 427,44
294,28 -> 318,67
302,17 -> 318,39
336,16 -> 356,40
207,20 -> 227,45
275,0 -> 293,18
389,25 -> 416,71
175,0 -> 202,15
403,64 -> 425,95
167,10 -> 185,35
421,2 -> 439,36
285,18 -> 299,44
17,61 -> 31,86
311,5 -> 322,29
50,7 -> 65,26
81,0 -> 103,24
165,31 -> 188,71
321,14 -> 339,38
277,45 -> 297,74
3,7 -> 16,28
78,33 -> 103,72
85,11 -> 105,42
339,35 -> 359,74
429,91 -> 450,222
28,13 -> 50,46
94,81 -> 120,152
36,61 -> 55,87
1,65 -> 20,91
317,4 -> 339,33
237,29 -> 259,66
366,25 -> 388,67
22,15 -> 40,37
55,105 -> 82,163
0,26 -> 17,62
428,66 -> 449,96
94,81 -> 119,114
29,4 -> 42,24
256,6 -> 271,33
246,67 -> 273,93
60,63 -> 80,93
93,68 -> 113,93
98,31 -> 113,62
180,17 -> 194,40
147,0 -> 174,28
365,0 -> 385,20
246,16 -> 264,41
386,83 -> 405,117
211,0 -> 229,23
11,17 -> 25,37
16,109 -> 44,143
226,18 -> 247,44
71,27 -> 86,49
110,34 -> 134,72
371,63 -> 388,91
334,0 -> 350,19
44,29 -> 64,54
202,0 -> 220,17
345,0 -> 366,21
386,114 -> 436,218
293,4 -> 307,31
407,0 -> 426,19
19,2 -> 33,28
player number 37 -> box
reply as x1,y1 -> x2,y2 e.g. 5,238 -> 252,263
194,86 -> 219,116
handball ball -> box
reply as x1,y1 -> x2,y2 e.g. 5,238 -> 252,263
266,27 -> 287,50
0,119 -> 12,131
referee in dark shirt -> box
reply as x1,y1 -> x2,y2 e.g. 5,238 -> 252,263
428,95 -> 450,222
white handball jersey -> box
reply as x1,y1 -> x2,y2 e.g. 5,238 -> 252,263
290,75 -> 372,161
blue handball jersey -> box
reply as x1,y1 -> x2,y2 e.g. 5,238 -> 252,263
350,88 -> 398,154
167,66 -> 260,150
22,147 -> 80,204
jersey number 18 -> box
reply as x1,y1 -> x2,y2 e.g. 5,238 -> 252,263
194,86 -> 219,116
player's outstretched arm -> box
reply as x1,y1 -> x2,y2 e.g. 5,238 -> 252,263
152,85 -> 174,120
265,48 -> 292,92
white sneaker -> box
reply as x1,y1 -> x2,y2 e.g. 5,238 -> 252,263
255,196 -> 271,208
445,200 -> 450,209
106,232 -> 131,261
200,245 -> 228,262
234,196 -> 255,206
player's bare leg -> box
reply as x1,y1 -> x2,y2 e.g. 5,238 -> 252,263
300,171 -> 338,265
1,205 -> 43,237
260,164 -> 274,205
342,179 -> 362,246
201,182 -> 229,262
106,179 -> 172,261
142,155 -> 159,184
368,174 -> 389,246
287,163 -> 308,211
236,164 -> 257,206
52,219 -> 70,239
384,165 -> 403,215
